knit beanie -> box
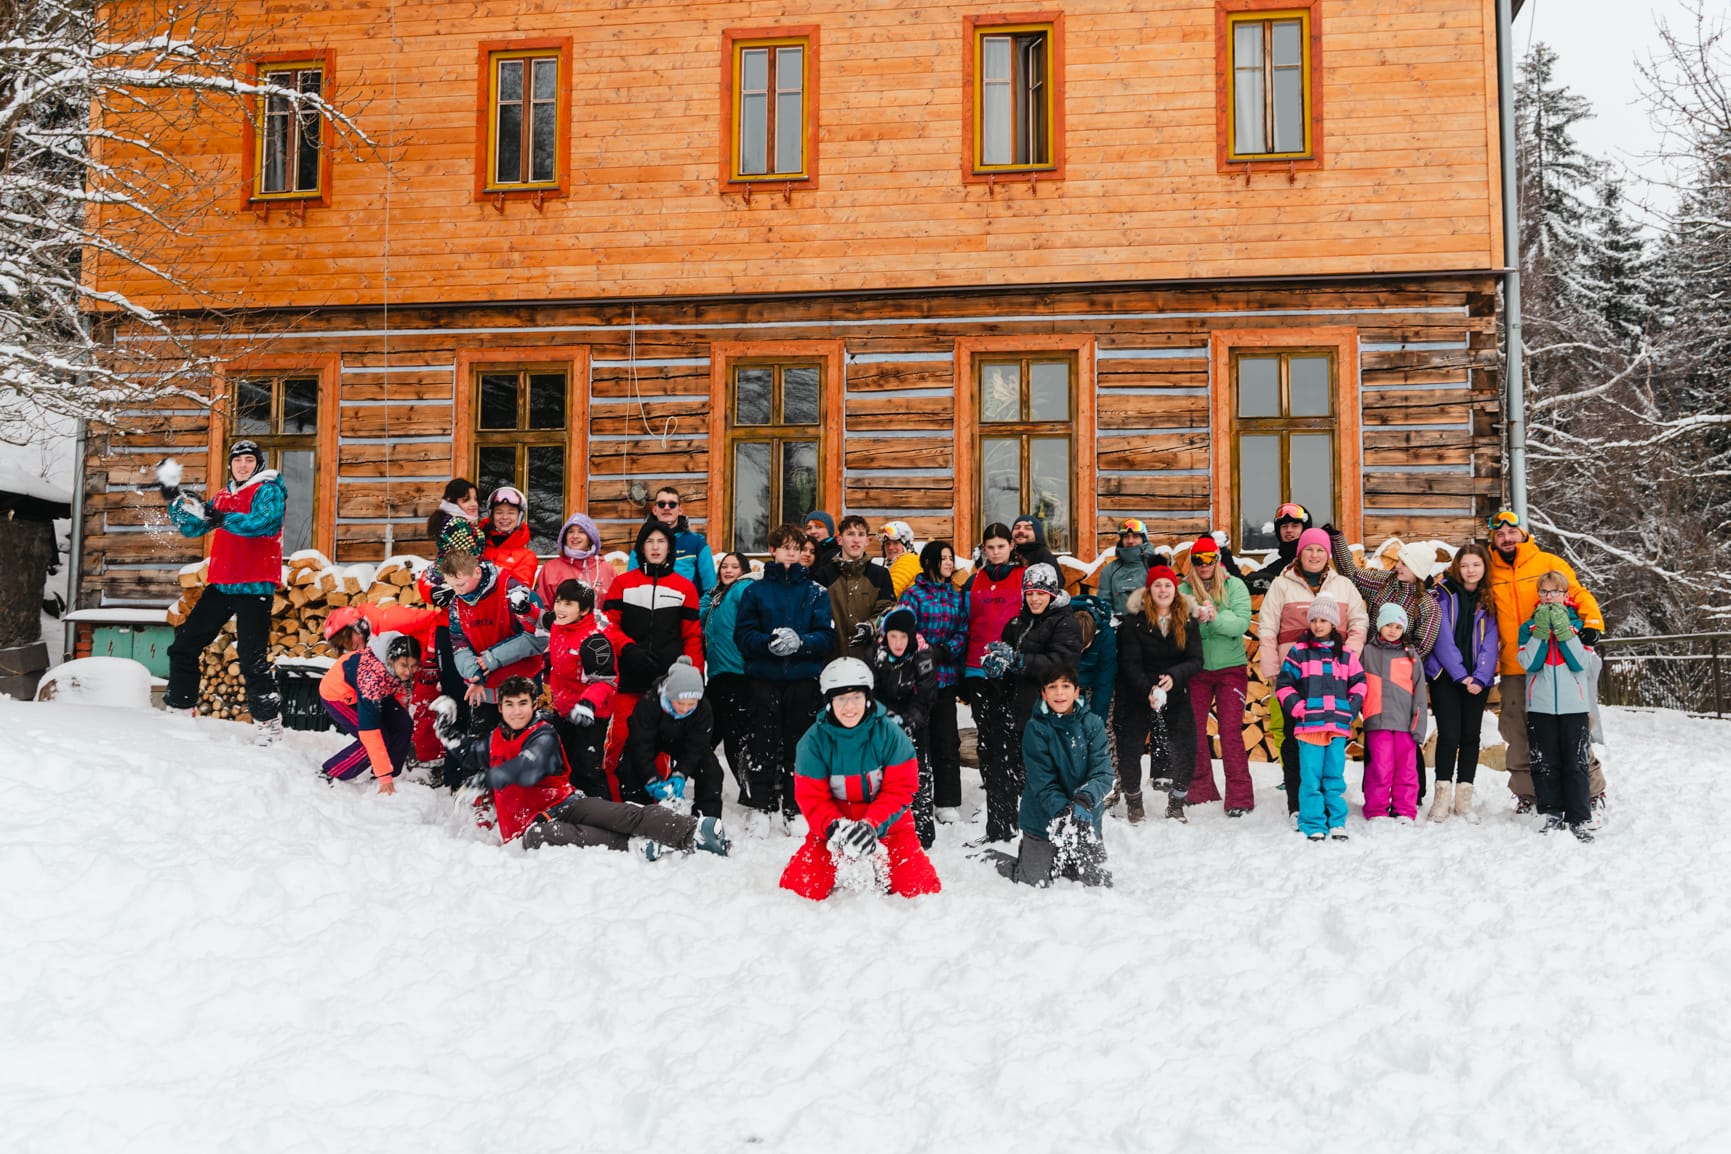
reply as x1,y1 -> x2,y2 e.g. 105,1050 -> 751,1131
1376,603 -> 1409,632
882,605 -> 918,640
1396,542 -> 1438,583
436,515 -> 485,560
1296,528 -> 1332,556
1024,562 -> 1063,595
806,511 -> 836,538
659,656 -> 705,709
1145,564 -> 1179,590
1307,594 -> 1342,628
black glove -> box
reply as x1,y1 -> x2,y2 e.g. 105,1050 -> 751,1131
848,620 -> 875,649
930,643 -> 953,667
618,643 -> 658,682
158,483 -> 182,503
206,507 -> 227,528
507,585 -> 534,615
429,582 -> 455,609
1579,627 -> 1601,647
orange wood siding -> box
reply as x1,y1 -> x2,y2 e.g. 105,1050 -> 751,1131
90,0 -> 1502,312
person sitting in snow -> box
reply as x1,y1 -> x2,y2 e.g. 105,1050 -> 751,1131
439,676 -> 730,858
995,667 -> 1114,888
317,608 -> 424,792
619,656 -> 726,818
867,606 -> 939,848
438,549 -> 547,778
545,579 -> 627,800
157,441 -> 288,744
780,658 -> 941,901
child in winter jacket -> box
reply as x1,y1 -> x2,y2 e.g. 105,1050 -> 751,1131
601,522 -> 704,785
619,657 -> 726,818
868,606 -> 939,848
997,667 -> 1114,888
700,552 -> 754,781
1518,571 -> 1601,841
978,562 -> 1084,843
1274,593 -> 1368,841
480,486 -> 539,589
441,676 -> 729,858
1425,545 -> 1500,823
545,579 -> 627,800
1114,565 -> 1204,824
318,610 -> 421,791
781,658 -> 941,901
900,541 -> 968,823
437,549 -> 548,788
1360,604 -> 1429,823
735,524 -> 836,822
533,512 -> 614,611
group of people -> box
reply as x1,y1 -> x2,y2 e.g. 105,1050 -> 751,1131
155,447 -> 1613,903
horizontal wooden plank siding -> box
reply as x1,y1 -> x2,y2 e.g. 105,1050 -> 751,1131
79,277 -> 1504,605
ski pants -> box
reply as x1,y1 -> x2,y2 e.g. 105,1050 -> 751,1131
1429,675 -> 1489,786
906,721 -> 936,849
552,714 -> 612,800
1362,729 -> 1418,820
319,695 -> 412,781
1296,736 -> 1348,836
740,678 -> 821,816
1528,710 -> 1592,826
1188,666 -> 1252,809
600,691 -> 641,794
1113,691 -> 1195,800
166,588 -> 280,720
522,795 -> 698,853
928,684 -> 963,810
1004,823 -> 1111,889
973,678 -> 1023,843
1499,674 -> 1606,801
705,672 -> 750,783
780,819 -> 941,900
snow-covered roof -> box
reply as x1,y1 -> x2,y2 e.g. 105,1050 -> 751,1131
0,459 -> 72,516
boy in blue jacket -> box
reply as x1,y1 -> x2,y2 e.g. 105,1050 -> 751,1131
993,667 -> 1115,888
1518,570 -> 1601,842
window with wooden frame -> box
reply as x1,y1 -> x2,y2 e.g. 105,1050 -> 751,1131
477,40 -> 571,201
252,62 -> 326,199
966,17 -> 1061,176
1231,350 -> 1336,552
471,367 -> 570,555
726,362 -> 823,554
232,373 -> 320,553
1217,2 -> 1322,167
977,356 -> 1074,553
733,37 -> 806,179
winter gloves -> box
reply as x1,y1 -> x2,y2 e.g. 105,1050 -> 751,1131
768,627 -> 802,656
980,640 -> 1020,680
431,695 -> 464,749
646,773 -> 688,804
506,584 -> 534,615
568,701 -> 596,727
826,818 -> 879,860
428,581 -> 456,609
848,620 -> 876,650
155,458 -> 183,503
1529,603 -> 1574,641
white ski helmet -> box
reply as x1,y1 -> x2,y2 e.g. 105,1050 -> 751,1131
819,656 -> 874,699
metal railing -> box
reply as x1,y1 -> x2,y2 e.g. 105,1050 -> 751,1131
1596,632 -> 1731,718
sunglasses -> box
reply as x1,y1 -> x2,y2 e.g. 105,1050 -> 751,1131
655,500 -> 680,509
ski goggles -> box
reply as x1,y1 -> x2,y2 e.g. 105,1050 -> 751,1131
488,485 -> 526,509
1488,510 -> 1523,531
1191,544 -> 1220,563
1274,502 -> 1309,523
1118,519 -> 1148,537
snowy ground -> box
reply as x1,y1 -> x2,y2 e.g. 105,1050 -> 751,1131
5,701 -> 1730,1153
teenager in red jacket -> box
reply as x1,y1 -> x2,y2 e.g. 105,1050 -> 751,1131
546,578 -> 628,799
601,522 -> 703,782
480,486 -> 539,588
437,549 -> 546,785
440,676 -> 730,858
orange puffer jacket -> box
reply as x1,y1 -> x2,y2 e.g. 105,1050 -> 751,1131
1486,535 -> 1604,676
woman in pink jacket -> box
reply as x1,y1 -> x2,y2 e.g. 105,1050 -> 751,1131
535,512 -> 614,611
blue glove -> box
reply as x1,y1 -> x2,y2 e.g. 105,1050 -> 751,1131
667,773 -> 687,800
980,641 -> 1015,680
646,774 -> 688,803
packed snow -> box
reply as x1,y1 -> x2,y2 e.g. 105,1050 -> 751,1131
4,699 -> 1728,1152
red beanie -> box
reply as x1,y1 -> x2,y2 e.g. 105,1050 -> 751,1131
1145,564 -> 1179,590
1190,535 -> 1220,562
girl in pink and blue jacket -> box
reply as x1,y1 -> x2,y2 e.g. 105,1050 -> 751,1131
1274,593 -> 1367,842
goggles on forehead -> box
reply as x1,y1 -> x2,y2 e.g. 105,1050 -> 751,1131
1488,510 -> 1523,530
1275,503 -> 1308,521
1118,519 -> 1148,536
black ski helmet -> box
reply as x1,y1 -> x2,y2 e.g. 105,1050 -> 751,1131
229,439 -> 264,469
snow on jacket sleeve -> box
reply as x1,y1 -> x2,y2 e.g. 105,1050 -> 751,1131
797,583 -> 835,657
1078,712 -> 1115,809
486,725 -> 566,790
220,479 -> 285,538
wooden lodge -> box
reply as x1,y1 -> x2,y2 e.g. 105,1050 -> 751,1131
79,0 -> 1508,609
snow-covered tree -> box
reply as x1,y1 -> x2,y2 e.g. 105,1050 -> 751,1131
0,0 -> 365,442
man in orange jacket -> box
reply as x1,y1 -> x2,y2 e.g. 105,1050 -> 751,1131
1484,510 -> 1608,818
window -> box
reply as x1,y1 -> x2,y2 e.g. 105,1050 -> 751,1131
978,357 -> 1073,552
477,39 -> 571,200
471,367 -> 569,554
246,55 -> 332,203
734,39 -> 806,178
1225,8 -> 1314,161
233,374 -> 320,553
1231,350 -> 1335,552
968,19 -> 1059,174
727,363 -> 823,554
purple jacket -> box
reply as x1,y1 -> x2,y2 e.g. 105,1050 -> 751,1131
1425,579 -> 1499,685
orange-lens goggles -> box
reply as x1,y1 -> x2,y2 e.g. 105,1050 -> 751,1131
1119,519 -> 1148,535
1276,502 -> 1308,520
1193,549 -> 1219,563
1488,510 -> 1522,530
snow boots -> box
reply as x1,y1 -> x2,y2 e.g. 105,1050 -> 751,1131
1165,794 -> 1187,823
1453,781 -> 1478,823
1125,791 -> 1145,824
253,714 -> 284,746
1429,781 -> 1454,823
692,816 -> 731,856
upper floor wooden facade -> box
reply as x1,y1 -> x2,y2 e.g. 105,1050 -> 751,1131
92,0 -> 1507,311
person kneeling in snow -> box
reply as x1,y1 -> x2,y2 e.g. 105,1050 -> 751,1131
780,658 -> 941,900
996,667 -> 1114,888
619,656 -> 726,817
318,607 -> 432,792
440,675 -> 729,858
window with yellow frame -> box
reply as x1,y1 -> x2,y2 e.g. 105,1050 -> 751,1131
1226,9 -> 1312,160
1231,349 -> 1336,553
254,62 -> 325,199
486,49 -> 562,190
731,37 -> 809,180
972,22 -> 1055,171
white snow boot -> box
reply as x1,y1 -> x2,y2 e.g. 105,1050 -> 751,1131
935,807 -> 962,825
253,715 -> 284,746
1454,781 -> 1479,823
1429,781 -> 1454,823
163,704 -> 196,719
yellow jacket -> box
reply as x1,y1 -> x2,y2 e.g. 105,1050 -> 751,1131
888,552 -> 921,598
1485,535 -> 1604,676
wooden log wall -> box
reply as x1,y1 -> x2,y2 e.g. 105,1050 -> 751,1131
81,277 -> 1503,608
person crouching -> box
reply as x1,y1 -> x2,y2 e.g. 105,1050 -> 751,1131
317,608 -> 420,793
998,667 -> 1114,887
619,656 -> 726,817
780,658 -> 941,900
440,675 -> 730,858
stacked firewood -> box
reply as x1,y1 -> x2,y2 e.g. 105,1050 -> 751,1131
165,552 -> 430,721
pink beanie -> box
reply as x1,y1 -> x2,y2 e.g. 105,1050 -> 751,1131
1296,528 -> 1332,555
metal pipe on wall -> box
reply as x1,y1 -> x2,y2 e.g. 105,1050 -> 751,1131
1497,0 -> 1528,523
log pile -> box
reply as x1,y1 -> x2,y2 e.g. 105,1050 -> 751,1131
166,552 -> 430,721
